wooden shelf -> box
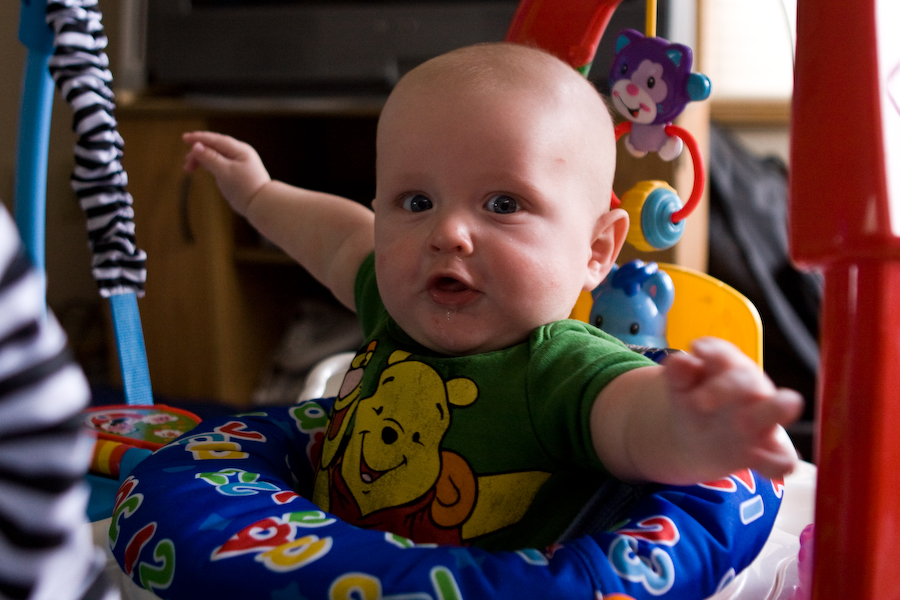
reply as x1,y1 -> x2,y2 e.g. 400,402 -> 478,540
117,94 -> 386,118
710,98 -> 791,126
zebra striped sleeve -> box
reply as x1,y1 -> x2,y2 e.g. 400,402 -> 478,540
0,207 -> 118,600
45,0 -> 147,298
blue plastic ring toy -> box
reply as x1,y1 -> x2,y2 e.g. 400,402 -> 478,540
641,187 -> 686,251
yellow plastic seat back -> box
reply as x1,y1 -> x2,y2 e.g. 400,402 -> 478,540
659,263 -> 762,366
571,262 -> 763,366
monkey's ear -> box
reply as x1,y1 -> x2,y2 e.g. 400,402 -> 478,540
688,73 -> 712,101
615,28 -> 643,53
666,47 -> 684,67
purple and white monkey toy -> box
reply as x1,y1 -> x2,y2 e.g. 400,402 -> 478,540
609,29 -> 711,161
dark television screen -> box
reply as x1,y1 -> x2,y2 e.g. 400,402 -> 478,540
144,0 -> 670,96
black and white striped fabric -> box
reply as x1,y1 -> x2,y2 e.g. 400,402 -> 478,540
0,206 -> 118,600
45,0 -> 146,298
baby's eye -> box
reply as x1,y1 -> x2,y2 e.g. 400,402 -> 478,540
401,193 -> 433,212
484,194 -> 518,214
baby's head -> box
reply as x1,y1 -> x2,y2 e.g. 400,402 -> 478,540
372,43 -> 628,356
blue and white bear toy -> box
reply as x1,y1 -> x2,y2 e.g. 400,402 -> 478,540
590,259 -> 675,351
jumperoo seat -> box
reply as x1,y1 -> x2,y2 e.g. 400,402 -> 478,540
661,263 -> 763,366
15,0 -> 820,597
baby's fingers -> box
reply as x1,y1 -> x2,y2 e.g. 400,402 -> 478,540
182,131 -> 247,158
181,132 -> 270,216
184,140 -> 227,173
689,337 -> 757,374
662,350 -> 706,393
741,390 -> 803,479
183,141 -> 208,173
748,443 -> 798,480
747,425 -> 800,479
746,388 -> 804,432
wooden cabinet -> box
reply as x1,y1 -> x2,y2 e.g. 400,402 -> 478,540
118,112 -> 261,406
117,97 -> 708,406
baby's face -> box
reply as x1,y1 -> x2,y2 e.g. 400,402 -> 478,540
372,83 -> 614,356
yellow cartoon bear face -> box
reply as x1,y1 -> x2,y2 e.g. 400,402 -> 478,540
341,352 -> 477,516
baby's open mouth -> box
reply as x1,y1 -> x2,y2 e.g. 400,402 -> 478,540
434,277 -> 468,292
427,276 -> 479,307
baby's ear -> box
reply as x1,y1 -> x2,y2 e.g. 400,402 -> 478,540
584,208 -> 629,291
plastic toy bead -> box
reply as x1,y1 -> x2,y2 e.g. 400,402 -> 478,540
620,180 -> 685,251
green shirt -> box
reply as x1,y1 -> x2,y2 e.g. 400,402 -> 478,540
314,253 -> 655,550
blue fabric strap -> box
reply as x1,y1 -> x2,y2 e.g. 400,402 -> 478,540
109,292 -> 153,406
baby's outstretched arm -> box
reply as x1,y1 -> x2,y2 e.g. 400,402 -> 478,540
183,131 -> 374,309
591,337 -> 803,485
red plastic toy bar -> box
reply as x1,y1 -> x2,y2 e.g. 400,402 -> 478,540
790,0 -> 900,598
505,0 -> 625,71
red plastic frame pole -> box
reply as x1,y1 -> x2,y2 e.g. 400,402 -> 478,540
813,261 -> 900,599
790,0 -> 900,597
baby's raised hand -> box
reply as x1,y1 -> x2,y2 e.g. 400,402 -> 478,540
183,131 -> 270,216
663,337 -> 803,481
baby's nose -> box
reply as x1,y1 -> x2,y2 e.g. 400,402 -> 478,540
428,213 -> 474,255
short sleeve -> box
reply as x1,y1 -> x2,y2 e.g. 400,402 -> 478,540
526,321 -> 656,470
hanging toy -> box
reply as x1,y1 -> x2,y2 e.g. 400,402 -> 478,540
590,259 -> 674,349
609,29 -> 711,160
608,27 -> 711,252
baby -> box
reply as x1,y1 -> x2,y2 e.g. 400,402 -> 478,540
184,42 -> 801,551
